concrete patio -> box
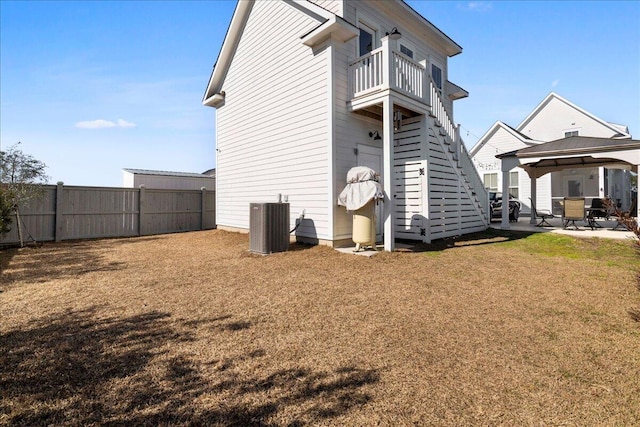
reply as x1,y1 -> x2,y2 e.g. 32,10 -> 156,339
489,216 -> 636,240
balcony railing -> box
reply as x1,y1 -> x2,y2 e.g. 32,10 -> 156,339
348,37 -> 427,105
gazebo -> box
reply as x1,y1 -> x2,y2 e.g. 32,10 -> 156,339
496,136 -> 640,228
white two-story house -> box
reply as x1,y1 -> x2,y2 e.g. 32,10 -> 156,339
203,0 -> 488,250
471,92 -> 634,215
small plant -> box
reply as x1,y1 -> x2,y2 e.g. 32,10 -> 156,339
601,198 -> 640,244
0,187 -> 14,237
0,143 -> 49,247
602,197 -> 640,323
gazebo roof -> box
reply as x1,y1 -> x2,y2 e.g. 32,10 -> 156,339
496,136 -> 640,178
498,136 -> 640,159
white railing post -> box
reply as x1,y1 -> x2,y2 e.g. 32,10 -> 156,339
455,125 -> 461,165
419,59 -> 428,102
381,36 -> 392,91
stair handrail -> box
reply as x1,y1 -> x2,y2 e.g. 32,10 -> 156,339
428,77 -> 489,224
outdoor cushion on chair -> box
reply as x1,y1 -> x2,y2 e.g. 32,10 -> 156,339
563,197 -> 586,230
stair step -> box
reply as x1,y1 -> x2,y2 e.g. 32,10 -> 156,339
439,128 -> 447,136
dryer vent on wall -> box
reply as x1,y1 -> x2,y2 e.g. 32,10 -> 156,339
249,203 -> 290,254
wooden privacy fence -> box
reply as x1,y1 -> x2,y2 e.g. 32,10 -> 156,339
1,183 -> 216,245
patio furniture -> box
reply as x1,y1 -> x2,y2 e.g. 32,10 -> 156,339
586,197 -> 607,230
529,197 -> 555,227
563,197 -> 586,230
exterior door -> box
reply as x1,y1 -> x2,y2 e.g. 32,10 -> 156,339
357,144 -> 383,241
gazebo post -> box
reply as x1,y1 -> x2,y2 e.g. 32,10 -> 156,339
500,157 -> 521,229
501,170 -> 510,229
529,173 -> 537,225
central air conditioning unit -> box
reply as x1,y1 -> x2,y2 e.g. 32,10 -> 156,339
249,202 -> 290,254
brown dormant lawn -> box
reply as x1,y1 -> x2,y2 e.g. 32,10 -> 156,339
1,229 -> 639,426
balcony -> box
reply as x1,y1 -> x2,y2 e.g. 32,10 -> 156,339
348,37 -> 458,146
348,37 -> 431,109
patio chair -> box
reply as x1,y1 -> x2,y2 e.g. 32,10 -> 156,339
563,197 -> 586,230
529,197 -> 555,227
586,198 -> 607,229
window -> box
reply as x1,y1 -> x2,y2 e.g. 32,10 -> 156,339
564,130 -> 579,137
509,171 -> 519,199
431,64 -> 442,90
400,44 -> 414,59
359,28 -> 373,56
484,173 -> 498,192
358,21 -> 376,56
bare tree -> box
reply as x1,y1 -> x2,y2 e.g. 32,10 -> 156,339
0,143 -> 49,247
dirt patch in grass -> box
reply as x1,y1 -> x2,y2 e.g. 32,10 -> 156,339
1,230 -> 640,426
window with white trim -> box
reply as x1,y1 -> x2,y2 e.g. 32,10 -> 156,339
484,173 -> 498,192
509,171 -> 519,199
564,130 -> 579,137
358,21 -> 377,56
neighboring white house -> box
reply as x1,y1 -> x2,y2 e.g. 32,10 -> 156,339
470,92 -> 633,215
203,0 -> 489,250
122,168 -> 216,190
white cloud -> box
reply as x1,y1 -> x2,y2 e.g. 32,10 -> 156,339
551,79 -> 560,88
460,2 -> 493,12
75,119 -> 136,129
116,119 -> 136,128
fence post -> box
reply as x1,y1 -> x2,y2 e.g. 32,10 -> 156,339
201,187 -> 207,230
138,185 -> 145,236
55,181 -> 64,242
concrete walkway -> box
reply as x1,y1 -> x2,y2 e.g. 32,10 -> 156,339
489,217 -> 636,240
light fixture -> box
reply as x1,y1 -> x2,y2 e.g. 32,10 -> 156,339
394,111 -> 402,131
369,131 -> 381,140
386,27 -> 401,40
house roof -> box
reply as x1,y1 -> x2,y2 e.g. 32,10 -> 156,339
516,92 -> 632,138
393,0 -> 463,57
469,121 -> 540,157
123,168 -> 216,179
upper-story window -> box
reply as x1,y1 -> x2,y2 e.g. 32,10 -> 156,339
359,22 -> 377,56
431,64 -> 443,90
564,130 -> 579,137
400,44 -> 414,59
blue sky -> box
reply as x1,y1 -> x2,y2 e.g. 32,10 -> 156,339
1,0 -> 638,187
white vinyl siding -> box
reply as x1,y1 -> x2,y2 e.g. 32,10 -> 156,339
215,1 -> 329,238
307,0 -> 342,15
518,96 -> 626,141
